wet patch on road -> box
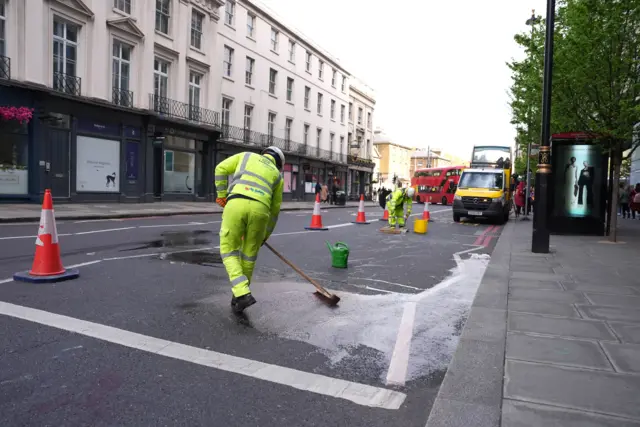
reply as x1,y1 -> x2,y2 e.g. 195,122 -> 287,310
121,230 -> 214,251
159,250 -> 223,266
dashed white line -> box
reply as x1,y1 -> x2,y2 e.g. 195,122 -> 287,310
353,278 -> 422,291
65,260 -> 103,269
0,301 -> 407,409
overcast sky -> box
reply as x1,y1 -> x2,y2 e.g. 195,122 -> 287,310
260,0 -> 548,158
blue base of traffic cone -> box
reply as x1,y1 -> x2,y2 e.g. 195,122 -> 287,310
304,226 -> 329,231
13,268 -> 79,284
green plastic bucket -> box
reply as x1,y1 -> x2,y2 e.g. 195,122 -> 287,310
326,241 -> 350,268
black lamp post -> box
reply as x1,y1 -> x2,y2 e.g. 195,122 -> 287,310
532,0 -> 556,253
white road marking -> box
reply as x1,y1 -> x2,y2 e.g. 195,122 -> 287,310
75,227 -> 135,235
102,247 -> 219,261
74,219 -> 122,223
65,260 -> 102,269
0,278 -> 14,284
326,223 -> 353,229
385,244 -> 486,387
385,302 -> 417,386
0,233 -> 72,241
352,278 -> 422,291
0,301 -> 407,410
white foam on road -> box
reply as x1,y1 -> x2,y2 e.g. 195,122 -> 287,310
0,301 -> 406,410
247,247 -> 490,388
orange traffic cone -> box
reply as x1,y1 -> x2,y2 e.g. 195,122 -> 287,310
352,194 -> 370,225
422,201 -> 432,222
13,190 -> 79,283
379,201 -> 389,222
305,193 -> 328,231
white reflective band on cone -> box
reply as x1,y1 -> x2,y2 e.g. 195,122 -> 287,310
35,209 -> 58,246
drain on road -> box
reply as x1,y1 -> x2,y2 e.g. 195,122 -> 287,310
122,230 -> 213,251
159,250 -> 223,266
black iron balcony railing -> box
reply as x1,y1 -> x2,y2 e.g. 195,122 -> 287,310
0,55 -> 10,79
149,94 -> 220,127
53,72 -> 81,96
112,87 -> 134,108
347,154 -> 375,168
217,123 -> 347,164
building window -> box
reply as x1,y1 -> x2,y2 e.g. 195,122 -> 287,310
318,60 -> 324,80
341,75 -> 346,92
305,51 -> 311,72
304,86 -> 310,109
223,46 -> 233,78
112,40 -> 131,105
330,99 -> 335,120
270,28 -> 279,51
244,104 -> 253,132
269,68 -> 277,95
286,77 -> 294,102
190,10 -> 204,49
317,93 -> 323,115
330,132 -> 335,152
113,0 -> 131,14
288,40 -> 295,62
246,12 -> 255,38
268,112 -> 276,140
303,124 -> 309,145
153,57 -> 169,98
285,118 -> 292,142
53,18 -> 78,91
348,102 -> 353,121
225,0 -> 235,26
188,71 -> 202,108
340,104 -> 345,123
331,69 -> 336,87
316,128 -> 322,147
245,56 -> 254,85
367,112 -> 372,129
222,97 -> 232,127
358,107 -> 363,125
155,0 -> 170,34
340,135 -> 344,154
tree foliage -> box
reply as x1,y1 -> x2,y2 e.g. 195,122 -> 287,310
508,0 -> 640,239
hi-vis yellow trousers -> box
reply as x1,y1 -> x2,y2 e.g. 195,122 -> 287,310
219,198 -> 270,297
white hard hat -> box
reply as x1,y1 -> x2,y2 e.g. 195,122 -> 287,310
407,187 -> 416,198
262,146 -> 285,170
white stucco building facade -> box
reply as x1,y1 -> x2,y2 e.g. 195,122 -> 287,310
215,0 -> 352,197
0,0 -> 373,203
346,77 -> 375,197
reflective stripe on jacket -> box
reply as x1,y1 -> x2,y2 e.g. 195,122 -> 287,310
387,189 -> 412,215
214,152 -> 284,237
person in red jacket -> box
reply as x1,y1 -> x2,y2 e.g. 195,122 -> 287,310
514,180 -> 526,217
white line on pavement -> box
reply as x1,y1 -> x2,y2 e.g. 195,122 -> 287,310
385,302 -> 417,386
75,227 -> 136,235
385,244 -> 486,387
0,278 -> 14,284
352,277 -> 422,291
65,260 -> 102,269
0,233 -> 72,241
0,301 -> 407,410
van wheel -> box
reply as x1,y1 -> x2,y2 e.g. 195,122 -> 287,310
453,213 -> 461,222
441,196 -> 448,206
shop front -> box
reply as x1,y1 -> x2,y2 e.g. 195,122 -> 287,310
148,123 -> 215,202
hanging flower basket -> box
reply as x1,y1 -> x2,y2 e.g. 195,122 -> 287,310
0,106 -> 34,124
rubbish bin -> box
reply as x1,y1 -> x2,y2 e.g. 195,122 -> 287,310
335,191 -> 346,206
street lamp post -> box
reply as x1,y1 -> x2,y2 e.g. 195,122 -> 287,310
532,0 -> 556,253
523,10 -> 539,221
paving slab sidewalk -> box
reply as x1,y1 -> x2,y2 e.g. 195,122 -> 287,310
426,217 -> 640,427
0,200 -> 381,223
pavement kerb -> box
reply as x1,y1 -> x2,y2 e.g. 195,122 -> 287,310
0,203 -> 381,224
425,218 -> 515,427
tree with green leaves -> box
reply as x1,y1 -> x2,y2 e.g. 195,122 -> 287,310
508,0 -> 640,241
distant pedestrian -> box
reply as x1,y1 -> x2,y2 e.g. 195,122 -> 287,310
514,181 -> 525,217
321,183 -> 329,203
620,184 -> 631,218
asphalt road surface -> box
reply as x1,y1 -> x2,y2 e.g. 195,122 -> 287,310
0,204 -> 504,426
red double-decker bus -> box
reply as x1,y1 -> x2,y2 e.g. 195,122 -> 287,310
411,166 -> 466,205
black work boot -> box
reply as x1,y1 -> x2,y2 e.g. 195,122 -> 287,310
231,294 -> 257,314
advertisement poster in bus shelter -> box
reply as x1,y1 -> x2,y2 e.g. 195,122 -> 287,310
549,138 -> 607,235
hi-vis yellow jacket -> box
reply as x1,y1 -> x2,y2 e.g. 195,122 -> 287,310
215,152 -> 284,238
386,188 -> 413,215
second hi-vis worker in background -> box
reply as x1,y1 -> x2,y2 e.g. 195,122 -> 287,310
386,187 -> 415,228
214,146 -> 285,314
